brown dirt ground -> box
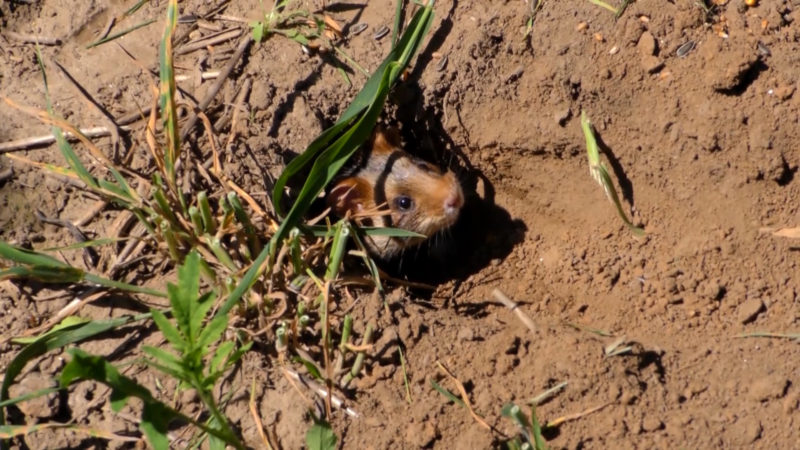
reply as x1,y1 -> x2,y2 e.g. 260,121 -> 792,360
2,0 -> 800,448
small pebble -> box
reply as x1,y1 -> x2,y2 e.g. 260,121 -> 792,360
641,55 -> 664,73
554,106 -> 571,126
748,375 -> 789,402
637,31 -> 656,56
350,23 -> 368,35
676,41 -> 695,58
457,327 -> 475,341
756,41 -> 771,57
642,416 -> 664,432
738,298 -> 765,324
373,25 -> 390,40
436,53 -> 448,71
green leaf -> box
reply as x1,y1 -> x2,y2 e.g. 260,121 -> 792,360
141,402 -> 172,450
0,241 -> 167,297
250,21 -> 266,42
306,419 -> 337,450
0,386 -> 59,409
151,309 -> 186,350
431,379 -> 463,406
39,237 -> 122,252
209,341 -> 235,375
142,346 -> 184,373
10,316 -> 90,344
580,111 -> 645,236
1,314 -> 147,425
197,314 -> 228,352
85,19 -> 157,49
530,405 -> 547,450
191,291 -> 217,342
293,356 -> 323,381
60,349 -> 155,401
0,241 -> 70,268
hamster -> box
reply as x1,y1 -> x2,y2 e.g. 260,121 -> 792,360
327,129 -> 464,259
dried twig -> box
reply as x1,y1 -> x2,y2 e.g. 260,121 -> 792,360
3,31 -> 62,46
436,361 -> 491,430
180,35 -> 253,141
249,378 -> 274,450
546,402 -> 611,428
0,167 -> 13,183
175,28 -> 242,55
492,288 -> 538,334
283,368 -> 359,417
0,127 -> 115,153
74,200 -> 109,227
18,289 -> 106,339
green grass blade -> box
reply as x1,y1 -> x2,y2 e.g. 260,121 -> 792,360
0,241 -> 166,297
588,0 -> 617,13
40,237 -> 123,252
0,241 -> 70,268
125,0 -> 150,16
431,379 -> 463,406
306,419 -> 337,450
1,243 -> 166,296
530,405 -> 547,450
325,221 -> 349,280
0,314 -> 150,425
11,316 -> 90,345
391,0 -> 403,47
83,273 -> 167,297
580,111 -> 645,236
86,19 -> 157,49
159,0 -> 180,190
0,387 -> 59,409
306,224 -> 425,238
34,50 -> 101,191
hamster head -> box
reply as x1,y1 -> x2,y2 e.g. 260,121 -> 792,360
327,129 -> 464,258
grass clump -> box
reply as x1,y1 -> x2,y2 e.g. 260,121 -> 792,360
503,403 -> 548,450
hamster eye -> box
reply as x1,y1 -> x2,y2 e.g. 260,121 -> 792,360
394,195 -> 413,211
414,160 -> 438,173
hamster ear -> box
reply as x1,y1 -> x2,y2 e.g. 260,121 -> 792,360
371,127 -> 401,154
327,177 -> 372,217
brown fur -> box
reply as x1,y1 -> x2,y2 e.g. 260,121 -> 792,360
327,129 -> 464,258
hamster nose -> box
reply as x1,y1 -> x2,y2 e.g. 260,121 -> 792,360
445,189 -> 464,210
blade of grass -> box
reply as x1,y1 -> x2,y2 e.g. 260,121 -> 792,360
736,332 -> 800,341
588,0 -> 618,13
0,241 -> 166,297
0,313 -> 152,426
580,111 -> 645,236
391,0 -> 403,47
86,19 -> 157,49
0,422 -> 140,441
431,379 -> 463,405
159,0 -> 181,197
